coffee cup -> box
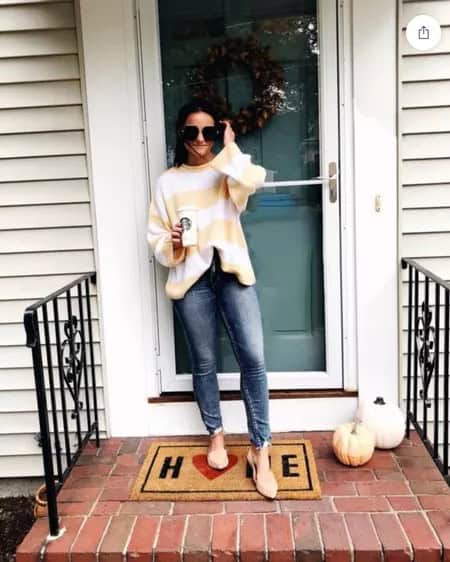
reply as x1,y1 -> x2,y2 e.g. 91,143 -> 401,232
177,206 -> 198,247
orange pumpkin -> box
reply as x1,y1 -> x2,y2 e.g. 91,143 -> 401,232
332,421 -> 375,466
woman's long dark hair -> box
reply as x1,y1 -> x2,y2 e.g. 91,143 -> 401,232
173,98 -> 221,167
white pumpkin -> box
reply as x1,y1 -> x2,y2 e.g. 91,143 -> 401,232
354,396 -> 406,449
332,421 -> 375,466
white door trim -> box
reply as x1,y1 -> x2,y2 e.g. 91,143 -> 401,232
338,0 -> 358,394
134,0 -> 177,395
351,0 -> 398,404
77,0 -> 155,435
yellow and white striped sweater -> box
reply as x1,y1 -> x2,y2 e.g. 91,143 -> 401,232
147,141 -> 266,300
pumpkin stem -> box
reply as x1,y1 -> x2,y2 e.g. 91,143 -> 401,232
351,421 -> 358,434
374,396 -> 385,405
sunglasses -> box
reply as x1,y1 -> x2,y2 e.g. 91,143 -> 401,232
179,124 -> 225,142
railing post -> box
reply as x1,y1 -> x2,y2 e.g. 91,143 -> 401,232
24,309 -> 62,538
402,258 -> 412,438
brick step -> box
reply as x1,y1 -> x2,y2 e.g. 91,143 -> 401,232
16,432 -> 450,561
16,509 -> 450,561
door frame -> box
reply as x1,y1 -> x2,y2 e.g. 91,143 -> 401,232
77,0 -> 398,435
136,0 -> 348,392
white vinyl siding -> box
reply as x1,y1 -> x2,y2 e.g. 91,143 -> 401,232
0,0 -> 105,477
399,0 -> 450,458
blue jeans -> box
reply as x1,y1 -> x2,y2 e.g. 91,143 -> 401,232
172,248 -> 272,449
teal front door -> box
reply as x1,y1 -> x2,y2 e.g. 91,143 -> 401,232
139,0 -> 343,391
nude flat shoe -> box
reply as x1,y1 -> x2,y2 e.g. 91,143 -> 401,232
247,447 -> 278,499
207,431 -> 229,470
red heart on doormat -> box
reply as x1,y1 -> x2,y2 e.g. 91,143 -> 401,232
192,454 -> 238,480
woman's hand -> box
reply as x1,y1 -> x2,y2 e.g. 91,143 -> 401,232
171,222 -> 183,250
220,120 -> 235,146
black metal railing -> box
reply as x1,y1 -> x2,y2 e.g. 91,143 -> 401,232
23,272 -> 100,537
402,258 -> 449,484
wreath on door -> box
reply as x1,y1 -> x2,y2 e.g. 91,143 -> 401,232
188,34 -> 285,136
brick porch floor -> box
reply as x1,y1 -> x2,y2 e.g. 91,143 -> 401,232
16,430 -> 450,561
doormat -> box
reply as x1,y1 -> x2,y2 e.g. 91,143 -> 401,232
130,439 -> 321,500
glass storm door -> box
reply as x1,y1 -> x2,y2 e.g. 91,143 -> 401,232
137,0 -> 343,392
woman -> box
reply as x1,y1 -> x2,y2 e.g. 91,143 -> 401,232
147,99 -> 277,499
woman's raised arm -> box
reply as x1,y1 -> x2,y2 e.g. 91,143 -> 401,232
210,141 -> 266,214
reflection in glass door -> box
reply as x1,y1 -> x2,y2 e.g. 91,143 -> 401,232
140,0 -> 343,390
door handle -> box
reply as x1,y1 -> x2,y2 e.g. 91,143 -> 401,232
314,161 -> 338,203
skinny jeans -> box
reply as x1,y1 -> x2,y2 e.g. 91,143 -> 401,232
172,247 -> 272,449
